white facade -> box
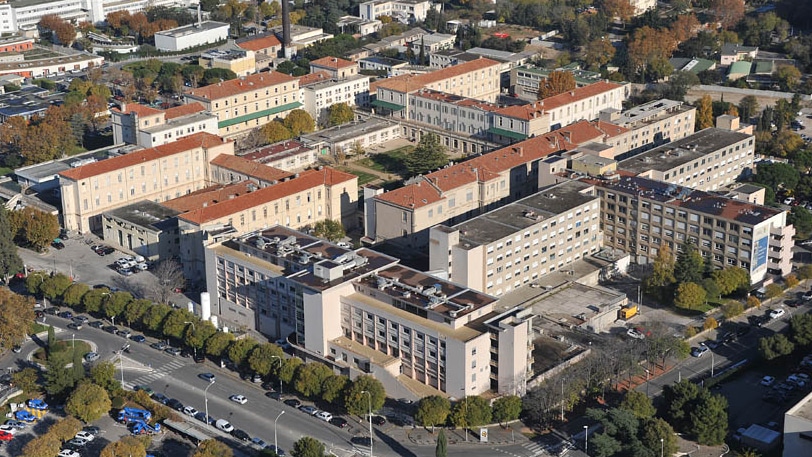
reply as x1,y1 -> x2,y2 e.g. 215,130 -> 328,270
300,75 -> 369,123
154,21 -> 229,52
359,0 -> 439,22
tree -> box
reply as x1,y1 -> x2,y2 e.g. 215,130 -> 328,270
790,314 -> 812,346
643,243 -> 675,300
278,357 -> 302,384
123,299 -> 152,327
284,109 -> 316,136
661,380 -> 700,431
327,103 -> 354,126
759,333 -> 795,360
754,162 -> 800,191
81,288 -> 108,314
789,206 -> 812,239
738,95 -> 760,122
66,381 -> 111,423
17,208 -> 59,252
640,418 -> 678,457
63,283 -> 89,308
90,361 -> 120,393
450,395 -> 492,428
712,267 -> 749,296
674,282 -> 706,310
248,342 -> 284,377
416,395 -> 451,430
193,439 -> 234,457
47,324 -> 56,349
205,331 -> 235,358
321,374 -> 348,404
691,390 -> 728,445
103,291 -> 133,320
435,429 -> 447,457
492,395 -> 522,425
40,273 -> 72,301
799,264 -> 812,281
722,301 -> 744,319
141,303 -> 172,332
184,320 -> 217,356
746,295 -> 762,309
49,416 -> 82,442
344,375 -> 386,416
537,71 -> 577,99
675,243 -> 703,284
696,94 -> 714,130
625,27 -> 678,80
0,207 -> 21,281
227,337 -> 259,368
619,390 -> 655,419
23,435 -> 61,457
101,436 -> 148,457
590,432 -> 622,457
293,362 -> 334,398
291,437 -> 325,457
786,273 -> 800,289
12,368 -> 40,395
704,317 -> 719,330
312,219 -> 346,242
404,133 -> 448,177
260,120 -> 292,143
45,351 -> 77,398
710,0 -> 744,29
161,308 -> 197,339
149,259 -> 186,304
765,283 -> 784,300
599,0 -> 634,22
702,277 -> 721,301
0,288 -> 35,351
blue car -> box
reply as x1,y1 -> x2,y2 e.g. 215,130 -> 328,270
131,335 -> 146,343
15,410 -> 36,422
26,399 -> 48,410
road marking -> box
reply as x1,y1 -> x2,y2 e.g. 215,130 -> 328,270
521,441 -> 546,456
126,360 -> 187,387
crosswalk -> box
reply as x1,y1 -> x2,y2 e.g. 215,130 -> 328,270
521,440 -> 546,457
122,359 -> 187,389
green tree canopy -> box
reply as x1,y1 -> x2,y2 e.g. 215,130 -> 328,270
290,436 -> 325,457
312,219 -> 346,242
0,288 -> 35,351
321,374 -> 349,404
492,395 -> 522,424
227,337 -> 259,368
404,133 -> 448,177
789,206 -> 812,238
759,333 -> 795,360
344,375 -> 386,416
0,207 -> 22,280
62,283 -> 89,308
89,361 -> 120,393
436,429 -> 447,457
449,395 -> 492,428
248,342 -> 285,377
415,395 -> 451,429
674,282 -> 706,310
193,439 -> 234,457
754,162 -> 800,190
690,390 -> 728,445
66,381 -> 111,423
100,436 -> 147,457
327,102 -> 354,126
141,303 -> 172,332
674,243 -> 704,284
643,244 -> 675,301
161,308 -> 197,339
40,273 -> 72,301
293,362 -> 333,398
618,390 -> 655,419
284,109 -> 316,136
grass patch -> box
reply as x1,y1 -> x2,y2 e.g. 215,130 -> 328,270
32,340 -> 91,363
0,167 -> 12,177
339,168 -> 378,186
675,302 -> 716,316
30,322 -> 48,335
356,146 -> 414,176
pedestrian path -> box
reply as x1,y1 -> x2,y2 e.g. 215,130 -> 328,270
521,440 -> 546,456
123,359 -> 187,389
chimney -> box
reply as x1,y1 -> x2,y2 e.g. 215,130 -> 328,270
281,0 -> 292,58
197,3 -> 202,27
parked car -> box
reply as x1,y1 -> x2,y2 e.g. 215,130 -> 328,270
691,345 -> 710,358
134,385 -> 154,396
58,311 -> 73,319
83,352 -> 99,362
194,411 -> 215,424
761,376 -> 776,387
82,426 -> 100,436
371,415 -> 386,426
283,398 -> 301,408
67,323 -> 83,331
769,308 -> 786,320
103,326 -> 118,334
329,417 -> 348,428
230,394 -> 248,405
215,419 -> 234,433
298,405 -> 319,415
183,406 -> 199,416
117,329 -> 132,338
166,399 -> 184,411
74,431 -> 94,442
152,393 -> 169,404
88,321 -> 104,329
165,347 -> 181,356
150,342 -> 167,350
232,429 -> 251,441
199,373 -> 216,383
315,411 -> 333,422
131,335 -> 146,343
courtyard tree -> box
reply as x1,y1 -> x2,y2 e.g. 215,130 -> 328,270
283,109 -> 315,136
674,243 -> 703,284
537,71 -> 576,99
312,219 -> 346,242
404,133 -> 448,177
328,102 -> 354,126
149,259 -> 186,305
696,94 -> 714,130
619,390 -> 655,419
674,282 -> 706,310
643,243 -> 675,300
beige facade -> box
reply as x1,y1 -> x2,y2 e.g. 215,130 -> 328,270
541,81 -> 628,130
359,0 -> 439,22
300,74 -> 370,123
598,99 -> 696,160
101,201 -> 180,261
58,132 -> 233,233
429,181 -> 602,295
309,56 -> 359,79
407,89 -> 498,139
184,71 -> 302,138
596,176 -> 794,284
199,49 -> 256,77
617,127 -> 755,192
111,103 -> 219,148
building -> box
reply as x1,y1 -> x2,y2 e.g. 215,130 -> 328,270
359,0 -> 439,23
336,15 -> 382,37
358,56 -> 409,73
0,51 -> 103,78
235,32 -> 282,59
184,71 -> 302,138
598,99 -> 696,160
299,74 -> 370,123
240,140 -> 320,172
537,81 -> 628,130
370,58 -> 501,117
300,116 -> 401,156
407,88 -> 499,140
721,43 -> 759,66
669,57 -> 717,75
309,56 -> 359,80
368,120 -> 628,248
111,103 -> 219,148
510,65 -> 604,99
101,200 -> 180,260
429,180 -> 602,296
628,0 -> 656,15
595,176 -> 794,284
58,132 -> 234,233
209,154 -> 293,186
784,391 -> 812,457
617,127 -> 755,191
199,48 -> 256,77
176,167 -> 358,279
407,33 -> 455,54
205,226 -> 533,396
0,85 -> 65,122
0,35 -> 32,52
154,21 -> 229,52
269,25 -> 334,53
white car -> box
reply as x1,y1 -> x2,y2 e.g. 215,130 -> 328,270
74,431 -> 94,442
315,411 -> 333,422
229,394 -> 248,405
183,406 -> 199,416
761,375 -> 776,386
215,419 -> 234,432
626,328 -> 645,340
58,451 -> 81,457
0,424 -> 16,434
769,308 -> 786,320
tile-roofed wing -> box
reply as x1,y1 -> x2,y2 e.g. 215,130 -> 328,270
59,133 -> 226,181
161,181 -> 255,212
537,81 -> 623,111
235,33 -> 281,52
375,180 -> 444,209
163,104 -> 206,120
374,58 -> 500,93
113,104 -> 162,117
298,71 -> 332,87
210,154 -> 293,183
310,56 -> 356,69
185,71 -> 297,101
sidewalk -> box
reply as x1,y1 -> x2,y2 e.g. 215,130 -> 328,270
396,421 -> 528,446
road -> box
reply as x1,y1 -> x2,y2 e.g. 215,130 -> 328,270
4,315 -> 546,457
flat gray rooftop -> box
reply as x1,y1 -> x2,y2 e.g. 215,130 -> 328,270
142,112 -> 215,133
300,117 -> 397,144
615,99 -> 687,125
453,181 -> 597,248
156,21 -> 228,38
106,200 -> 180,230
302,74 -> 368,91
732,183 -> 765,194
618,128 -> 752,174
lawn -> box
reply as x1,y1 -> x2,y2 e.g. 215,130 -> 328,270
355,146 -> 414,177
340,168 -> 378,186
32,340 -> 92,363
0,167 -> 13,177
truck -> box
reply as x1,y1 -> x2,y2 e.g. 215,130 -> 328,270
735,424 -> 780,452
130,419 -> 161,435
117,407 -> 152,423
618,304 -> 638,320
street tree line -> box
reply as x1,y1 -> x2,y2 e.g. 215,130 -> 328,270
414,394 -> 523,431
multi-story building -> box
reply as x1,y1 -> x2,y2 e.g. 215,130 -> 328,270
598,99 -> 696,160
429,180 -> 602,296
721,43 -> 758,66
407,88 -> 499,139
269,25 -> 334,54
617,127 -> 755,191
154,21 -> 230,52
408,33 -> 455,54
235,33 -> 282,59
0,52 -> 104,78
309,56 -> 359,80
595,176 -> 794,283
628,0 -> 656,15
101,200 -> 180,261
358,56 -> 409,74
111,103 -> 219,148
58,132 -> 233,233
301,116 -> 401,157
204,226 -> 533,395
209,154 -> 293,186
240,140 -> 320,172
370,58 -> 501,117
368,119 -> 628,248
538,81 -> 628,130
509,65 -> 604,99
300,74 -> 370,123
199,48 -> 256,77
184,71 -> 302,138
359,0 -> 439,22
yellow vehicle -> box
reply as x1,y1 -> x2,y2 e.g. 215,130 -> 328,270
618,305 -> 638,320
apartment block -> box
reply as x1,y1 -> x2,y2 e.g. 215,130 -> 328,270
309,56 -> 359,80
368,119 -> 628,248
509,65 -> 604,99
407,89 -> 499,139
111,103 -> 219,148
300,74 -> 370,123
204,226 -> 533,395
210,154 -> 293,186
174,167 -> 358,279
240,140 -> 320,172
370,58 -> 501,117
429,180 -> 602,296
199,48 -> 256,77
359,0 -> 439,22
598,99 -> 696,160
489,102 -> 552,143
617,127 -> 755,191
58,132 -> 233,233
540,81 -> 628,130
596,176 -> 794,284
184,71 -> 301,138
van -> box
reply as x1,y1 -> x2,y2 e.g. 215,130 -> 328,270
134,255 -> 145,263
215,419 -> 234,432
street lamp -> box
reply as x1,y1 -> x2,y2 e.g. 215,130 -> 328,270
271,355 -> 283,397
274,410 -> 285,454
463,387 -> 469,442
204,379 -> 215,429
71,333 -> 75,349
584,425 -> 589,455
660,437 -> 664,457
710,351 -> 715,379
361,390 -> 373,457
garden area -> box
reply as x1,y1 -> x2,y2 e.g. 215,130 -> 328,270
32,335 -> 91,364
355,145 -> 414,178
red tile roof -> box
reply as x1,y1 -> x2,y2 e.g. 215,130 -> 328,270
59,133 -> 226,181
236,34 -> 281,52
373,58 -> 500,94
298,71 -> 332,87
163,104 -> 206,120
113,104 -> 162,117
178,167 -> 357,224
185,71 -> 297,101
210,154 -> 293,183
310,56 -> 356,70
538,81 -> 624,111
494,102 -> 545,121
161,181 -> 255,212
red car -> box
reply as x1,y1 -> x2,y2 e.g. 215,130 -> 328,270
0,430 -> 13,441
